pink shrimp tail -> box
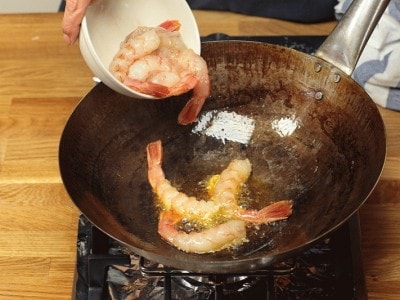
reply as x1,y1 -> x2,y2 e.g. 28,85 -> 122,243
178,78 -> 210,125
158,20 -> 181,32
146,140 -> 165,189
177,95 -> 205,125
158,210 -> 181,244
129,72 -> 206,124
239,200 -> 293,225
168,74 -> 198,95
125,79 -> 171,98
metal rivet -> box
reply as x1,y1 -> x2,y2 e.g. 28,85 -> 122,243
315,91 -> 323,100
314,63 -> 322,73
333,74 -> 341,83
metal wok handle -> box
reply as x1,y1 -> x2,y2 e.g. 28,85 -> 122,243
315,0 -> 390,75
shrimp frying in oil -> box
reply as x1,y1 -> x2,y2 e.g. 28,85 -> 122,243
146,140 -> 293,254
110,20 -> 210,125
208,162 -> 293,225
158,210 -> 247,254
146,139 -> 222,221
147,140 -> 292,223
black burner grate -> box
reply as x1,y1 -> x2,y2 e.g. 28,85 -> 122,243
74,213 -> 366,300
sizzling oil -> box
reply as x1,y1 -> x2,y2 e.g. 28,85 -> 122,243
158,173 -> 283,234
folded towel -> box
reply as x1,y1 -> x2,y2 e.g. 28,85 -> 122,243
335,0 -> 400,110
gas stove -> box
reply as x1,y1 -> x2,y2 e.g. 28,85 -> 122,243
74,213 -> 366,300
73,35 -> 367,300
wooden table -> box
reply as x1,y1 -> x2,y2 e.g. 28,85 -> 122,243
0,11 -> 399,299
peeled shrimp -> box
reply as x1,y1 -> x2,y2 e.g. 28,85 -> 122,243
146,140 -> 293,253
209,158 -> 252,207
110,20 -> 210,125
146,139 -> 222,220
147,140 -> 293,224
208,159 -> 293,225
158,210 -> 247,253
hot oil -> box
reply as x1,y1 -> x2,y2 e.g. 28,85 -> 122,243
179,172 -> 281,210
238,176 -> 279,210
169,172 -> 290,255
236,176 -> 290,255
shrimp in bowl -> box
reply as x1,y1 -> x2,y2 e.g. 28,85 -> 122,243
146,140 -> 293,254
110,20 -> 210,125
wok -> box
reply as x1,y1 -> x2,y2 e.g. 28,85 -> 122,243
59,0 -> 387,273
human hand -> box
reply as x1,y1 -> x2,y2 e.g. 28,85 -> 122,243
62,0 -> 92,45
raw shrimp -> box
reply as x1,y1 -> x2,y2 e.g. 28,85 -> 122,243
158,210 -> 247,253
109,27 -> 162,82
110,20 -> 210,125
147,140 -> 293,224
174,48 -> 210,125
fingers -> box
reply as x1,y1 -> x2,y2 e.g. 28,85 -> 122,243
62,0 -> 92,45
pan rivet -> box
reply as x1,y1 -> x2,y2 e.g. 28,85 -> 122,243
314,63 -> 322,73
315,91 -> 323,100
333,74 -> 341,83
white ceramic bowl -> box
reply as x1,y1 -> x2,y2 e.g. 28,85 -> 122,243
79,0 -> 201,98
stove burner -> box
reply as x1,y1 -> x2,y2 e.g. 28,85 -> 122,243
74,213 -> 366,300
173,275 -> 261,293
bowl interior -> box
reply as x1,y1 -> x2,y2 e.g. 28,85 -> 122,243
79,0 -> 201,98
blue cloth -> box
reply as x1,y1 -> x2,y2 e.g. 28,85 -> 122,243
336,0 -> 400,111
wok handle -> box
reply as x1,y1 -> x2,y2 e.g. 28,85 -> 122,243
315,0 -> 390,76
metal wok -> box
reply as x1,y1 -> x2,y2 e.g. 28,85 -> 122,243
59,0 -> 387,273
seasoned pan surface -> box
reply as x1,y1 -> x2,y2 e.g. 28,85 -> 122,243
59,41 -> 385,273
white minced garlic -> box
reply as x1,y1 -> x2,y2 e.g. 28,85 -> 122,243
192,111 -> 255,145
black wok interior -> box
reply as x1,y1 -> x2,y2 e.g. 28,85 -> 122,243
59,41 -> 386,273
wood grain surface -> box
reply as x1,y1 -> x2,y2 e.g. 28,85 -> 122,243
0,11 -> 399,299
